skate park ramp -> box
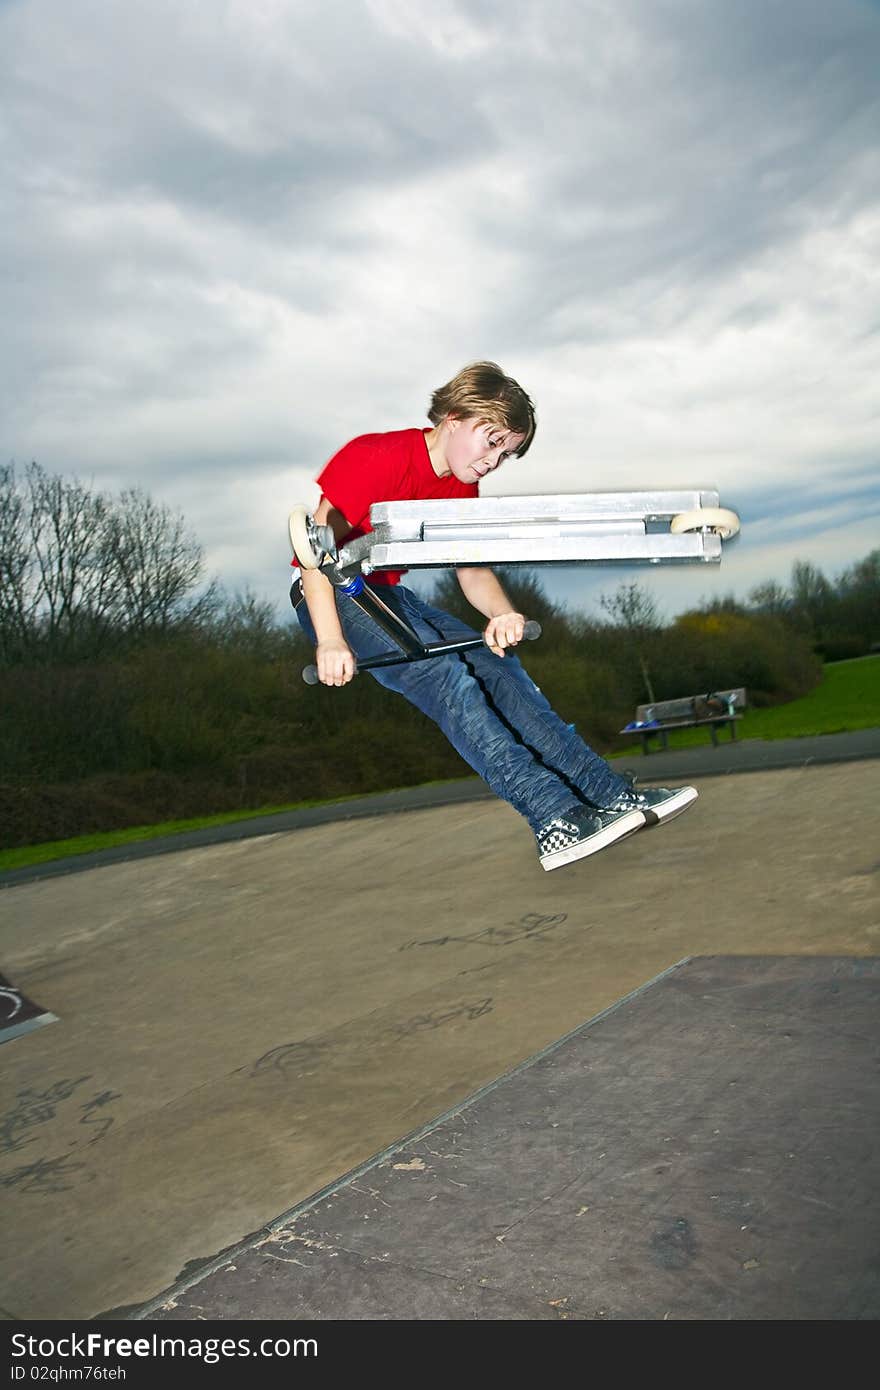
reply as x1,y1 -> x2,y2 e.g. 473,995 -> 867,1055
145,954 -> 880,1322
1,749 -> 878,1321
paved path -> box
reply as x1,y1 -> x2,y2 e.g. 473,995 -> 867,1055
3,729 -> 878,889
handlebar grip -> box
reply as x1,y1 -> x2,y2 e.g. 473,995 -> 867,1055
481,619 -> 542,648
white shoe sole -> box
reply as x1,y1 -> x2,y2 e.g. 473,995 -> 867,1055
540,809 -> 646,871
641,786 -> 699,825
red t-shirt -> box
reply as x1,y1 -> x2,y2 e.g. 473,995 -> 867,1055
315,427 -> 478,585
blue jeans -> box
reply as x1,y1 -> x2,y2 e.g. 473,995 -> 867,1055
297,584 -> 632,833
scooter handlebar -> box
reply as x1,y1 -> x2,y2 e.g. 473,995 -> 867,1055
302,618 -> 542,684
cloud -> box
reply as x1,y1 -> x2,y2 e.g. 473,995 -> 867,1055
2,0 -> 878,620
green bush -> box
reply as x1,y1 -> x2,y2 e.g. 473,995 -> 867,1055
813,632 -> 871,663
0,575 -> 838,850
652,610 -> 820,705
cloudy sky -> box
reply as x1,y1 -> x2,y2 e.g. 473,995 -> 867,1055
3,0 -> 878,623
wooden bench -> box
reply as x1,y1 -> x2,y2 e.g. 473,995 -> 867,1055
620,687 -> 747,754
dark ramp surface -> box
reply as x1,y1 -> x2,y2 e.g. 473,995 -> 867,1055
143,956 -> 880,1322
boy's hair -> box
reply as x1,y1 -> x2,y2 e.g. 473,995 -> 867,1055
428,361 -> 536,456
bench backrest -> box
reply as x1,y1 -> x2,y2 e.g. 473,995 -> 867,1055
635,687 -> 747,723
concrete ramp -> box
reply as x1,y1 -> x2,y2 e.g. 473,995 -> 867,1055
142,955 -> 880,1322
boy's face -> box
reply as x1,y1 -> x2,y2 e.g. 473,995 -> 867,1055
443,416 -> 527,485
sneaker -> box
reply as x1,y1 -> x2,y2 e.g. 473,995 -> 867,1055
536,804 -> 646,871
610,783 -> 699,826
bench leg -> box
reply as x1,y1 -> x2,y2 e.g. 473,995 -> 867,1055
730,721 -> 738,741
709,724 -> 718,746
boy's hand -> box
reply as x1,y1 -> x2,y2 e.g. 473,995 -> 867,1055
316,639 -> 356,686
484,611 -> 526,657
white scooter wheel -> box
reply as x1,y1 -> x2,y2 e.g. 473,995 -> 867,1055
670,507 -> 741,540
288,505 -> 321,568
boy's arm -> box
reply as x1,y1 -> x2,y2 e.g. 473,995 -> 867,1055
299,497 -> 357,686
455,566 -> 526,658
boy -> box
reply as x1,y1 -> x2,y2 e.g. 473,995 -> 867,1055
294,361 -> 697,870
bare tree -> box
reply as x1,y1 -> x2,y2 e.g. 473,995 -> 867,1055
833,550 -> 880,649
105,487 -> 213,637
26,463 -> 118,655
599,580 -> 661,633
790,560 -> 835,632
748,579 -> 790,619
0,465 -> 215,662
209,586 -> 289,660
0,464 -> 36,660
598,580 -> 661,701
0,462 -> 119,660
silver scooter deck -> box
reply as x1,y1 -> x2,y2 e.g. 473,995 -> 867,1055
336,490 -> 737,574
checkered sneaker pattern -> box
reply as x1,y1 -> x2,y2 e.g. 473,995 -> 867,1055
609,784 -> 698,825
536,805 -> 646,871
536,816 -> 581,853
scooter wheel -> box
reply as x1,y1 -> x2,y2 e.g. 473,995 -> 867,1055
670,507 -> 740,540
288,505 -> 321,568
